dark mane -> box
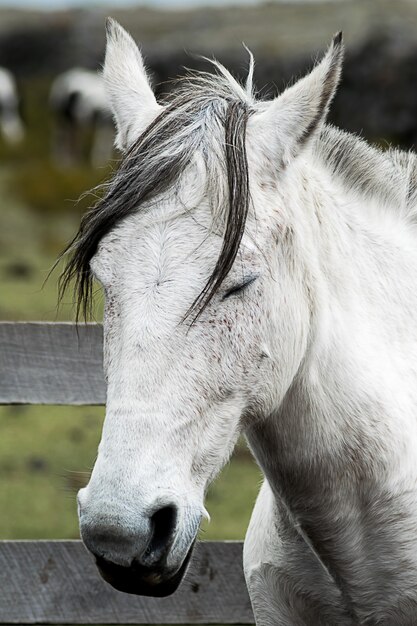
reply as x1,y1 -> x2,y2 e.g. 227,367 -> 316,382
59,68 -> 252,321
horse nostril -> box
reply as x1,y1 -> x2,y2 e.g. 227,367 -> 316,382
150,505 -> 178,551
143,505 -> 178,565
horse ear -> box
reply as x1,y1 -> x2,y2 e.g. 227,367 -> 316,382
251,33 -> 343,166
103,18 -> 163,151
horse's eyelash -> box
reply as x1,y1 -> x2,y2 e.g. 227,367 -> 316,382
222,275 -> 258,300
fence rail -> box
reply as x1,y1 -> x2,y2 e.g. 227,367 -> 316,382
0,540 -> 253,624
0,322 -> 254,624
0,322 -> 104,404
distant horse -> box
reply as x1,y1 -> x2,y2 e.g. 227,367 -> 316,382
61,19 -> 417,625
0,67 -> 24,145
50,68 -> 113,167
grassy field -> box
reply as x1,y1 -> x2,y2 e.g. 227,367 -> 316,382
0,78 -> 262,548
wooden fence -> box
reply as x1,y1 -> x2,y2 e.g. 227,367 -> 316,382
0,322 -> 254,624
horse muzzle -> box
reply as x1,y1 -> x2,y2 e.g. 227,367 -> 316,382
95,541 -> 195,597
78,493 -> 201,597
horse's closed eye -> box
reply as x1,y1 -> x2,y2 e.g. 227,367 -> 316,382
222,275 -> 258,300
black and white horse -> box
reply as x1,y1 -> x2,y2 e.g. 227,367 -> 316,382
0,67 -> 24,145
50,68 -> 113,167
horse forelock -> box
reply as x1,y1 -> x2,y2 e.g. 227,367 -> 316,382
59,64 -> 254,321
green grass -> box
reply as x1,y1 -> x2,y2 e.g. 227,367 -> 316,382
0,405 -> 103,539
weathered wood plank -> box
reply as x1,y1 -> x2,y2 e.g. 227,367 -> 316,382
0,322 -> 105,405
0,540 -> 253,624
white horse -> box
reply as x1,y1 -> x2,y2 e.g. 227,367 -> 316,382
62,19 -> 417,624
0,67 -> 24,145
50,68 -> 113,167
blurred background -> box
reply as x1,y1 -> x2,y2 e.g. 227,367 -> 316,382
1,0 -> 417,557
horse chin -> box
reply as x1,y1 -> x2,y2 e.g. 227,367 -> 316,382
95,544 -> 194,597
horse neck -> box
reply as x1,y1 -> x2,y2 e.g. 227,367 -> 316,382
246,149 -> 417,506
244,152 -> 417,614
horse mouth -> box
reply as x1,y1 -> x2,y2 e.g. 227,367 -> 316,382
95,544 -> 195,597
